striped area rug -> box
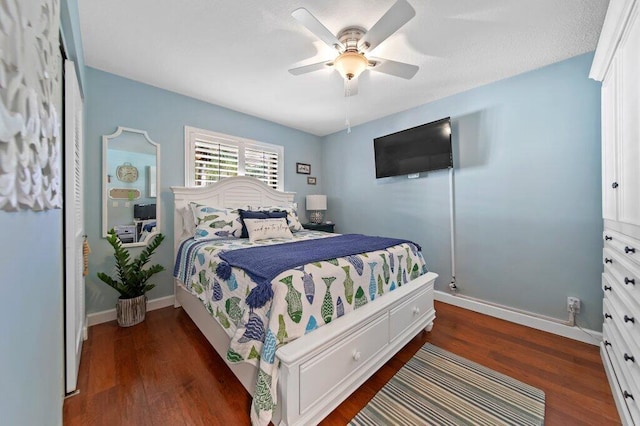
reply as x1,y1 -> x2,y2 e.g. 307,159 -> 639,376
350,344 -> 545,426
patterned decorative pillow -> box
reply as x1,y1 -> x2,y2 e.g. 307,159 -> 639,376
249,205 -> 303,232
238,209 -> 288,238
244,218 -> 293,243
190,202 -> 243,240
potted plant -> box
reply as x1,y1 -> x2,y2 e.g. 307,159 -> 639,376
97,230 -> 165,327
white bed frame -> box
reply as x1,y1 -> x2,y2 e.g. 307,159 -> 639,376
171,177 -> 437,425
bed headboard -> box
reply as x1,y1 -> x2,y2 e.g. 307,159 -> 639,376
170,176 -> 295,253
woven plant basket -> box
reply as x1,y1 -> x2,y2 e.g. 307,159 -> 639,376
116,295 -> 147,327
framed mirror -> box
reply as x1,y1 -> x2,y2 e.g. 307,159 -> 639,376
103,127 -> 160,247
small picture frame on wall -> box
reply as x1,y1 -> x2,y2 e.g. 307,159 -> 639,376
307,176 -> 317,185
296,162 -> 311,174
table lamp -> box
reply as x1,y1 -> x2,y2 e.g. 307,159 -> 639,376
306,195 -> 327,224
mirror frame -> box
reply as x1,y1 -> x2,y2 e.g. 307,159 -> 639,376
102,126 -> 161,247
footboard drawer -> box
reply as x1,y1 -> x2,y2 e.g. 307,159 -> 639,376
389,286 -> 433,340
298,313 -> 389,413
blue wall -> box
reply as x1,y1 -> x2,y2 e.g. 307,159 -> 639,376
322,53 -> 603,330
84,67 -> 323,313
0,212 -> 65,424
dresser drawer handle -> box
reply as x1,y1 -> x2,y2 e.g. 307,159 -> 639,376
612,182 -> 619,189
604,285 -> 612,291
605,235 -> 613,241
624,353 -> 635,363
624,391 -> 634,400
413,307 -> 421,316
624,315 -> 635,324
605,313 -> 612,319
352,350 -> 361,361
625,277 -> 636,286
605,258 -> 613,264
625,246 -> 636,254
604,340 -> 612,347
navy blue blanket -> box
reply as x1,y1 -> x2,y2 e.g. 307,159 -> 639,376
216,234 -> 421,309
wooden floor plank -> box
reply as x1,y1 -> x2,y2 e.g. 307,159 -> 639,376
64,301 -> 620,425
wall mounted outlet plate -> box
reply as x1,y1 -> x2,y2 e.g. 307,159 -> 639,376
567,297 -> 581,313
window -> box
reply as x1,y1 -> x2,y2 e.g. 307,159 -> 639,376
185,126 -> 284,190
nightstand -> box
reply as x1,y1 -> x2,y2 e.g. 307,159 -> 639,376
302,222 -> 335,233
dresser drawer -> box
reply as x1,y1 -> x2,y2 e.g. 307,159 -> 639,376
603,322 -> 640,424
604,248 -> 640,310
605,229 -> 640,268
299,312 -> 389,413
389,286 -> 433,340
602,273 -> 619,304
604,297 -> 617,329
604,298 -> 640,379
604,276 -> 640,347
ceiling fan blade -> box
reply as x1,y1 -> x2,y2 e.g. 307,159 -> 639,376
369,57 -> 419,79
292,8 -> 343,50
358,0 -> 415,52
344,78 -> 358,97
289,61 -> 333,76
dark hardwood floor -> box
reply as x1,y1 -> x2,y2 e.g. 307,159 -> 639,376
64,301 -> 620,425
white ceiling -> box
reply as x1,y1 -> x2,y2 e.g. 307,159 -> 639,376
78,0 -> 609,136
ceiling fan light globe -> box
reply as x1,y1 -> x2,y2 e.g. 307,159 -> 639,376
334,51 -> 368,80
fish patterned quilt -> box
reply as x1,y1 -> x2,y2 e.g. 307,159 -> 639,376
174,230 -> 428,426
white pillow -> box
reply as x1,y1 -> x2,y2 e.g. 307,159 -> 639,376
244,218 -> 293,243
178,205 -> 196,240
190,202 -> 243,240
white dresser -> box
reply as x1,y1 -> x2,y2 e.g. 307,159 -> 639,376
591,0 -> 640,424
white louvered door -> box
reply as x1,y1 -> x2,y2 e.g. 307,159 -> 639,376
64,59 -> 85,393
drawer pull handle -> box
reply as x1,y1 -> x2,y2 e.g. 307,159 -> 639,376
625,246 -> 636,254
624,315 -> 635,323
413,307 -> 421,315
352,351 -> 361,362
605,258 -> 613,264
604,340 -> 612,347
604,285 -> 612,291
605,235 -> 613,241
612,182 -> 619,189
625,277 -> 636,286
604,313 -> 612,319
624,391 -> 634,400
624,353 -> 635,363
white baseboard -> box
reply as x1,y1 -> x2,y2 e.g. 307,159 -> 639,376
87,295 -> 176,327
87,292 -> 601,345
434,290 -> 602,346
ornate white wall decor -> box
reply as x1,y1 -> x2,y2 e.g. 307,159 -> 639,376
0,0 -> 62,211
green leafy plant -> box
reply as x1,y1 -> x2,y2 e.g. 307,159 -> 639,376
97,230 -> 166,299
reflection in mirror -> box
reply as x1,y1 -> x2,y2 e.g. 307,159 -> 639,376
102,127 -> 160,247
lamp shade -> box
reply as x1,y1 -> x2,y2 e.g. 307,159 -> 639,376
334,51 -> 368,80
306,195 -> 327,211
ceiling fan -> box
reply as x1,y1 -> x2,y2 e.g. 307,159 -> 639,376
288,0 -> 419,97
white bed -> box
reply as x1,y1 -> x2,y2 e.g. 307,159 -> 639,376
171,176 -> 437,425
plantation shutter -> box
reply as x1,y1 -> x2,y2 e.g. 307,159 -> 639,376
245,146 -> 280,189
185,126 -> 283,190
193,135 -> 239,186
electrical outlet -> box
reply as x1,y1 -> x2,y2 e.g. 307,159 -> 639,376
567,297 -> 581,313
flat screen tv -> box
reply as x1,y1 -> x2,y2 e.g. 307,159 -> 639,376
374,117 -> 452,179
134,203 -> 156,220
